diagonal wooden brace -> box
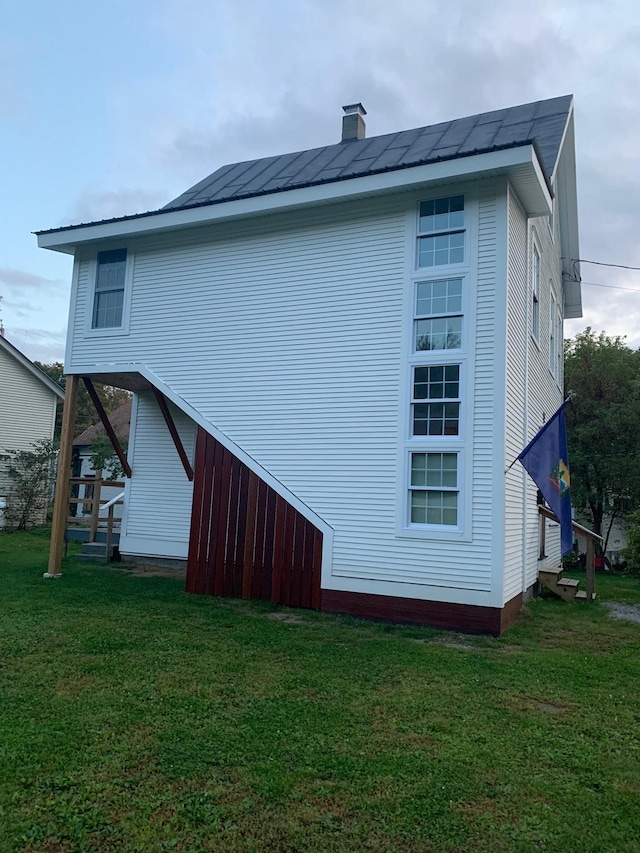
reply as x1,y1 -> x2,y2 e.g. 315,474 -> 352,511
82,377 -> 132,479
152,387 -> 194,481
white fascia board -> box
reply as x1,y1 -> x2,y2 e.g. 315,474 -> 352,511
38,145 -> 550,253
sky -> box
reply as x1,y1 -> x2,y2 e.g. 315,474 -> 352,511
1,0 -> 639,363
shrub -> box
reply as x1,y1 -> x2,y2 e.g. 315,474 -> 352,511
2,440 -> 58,530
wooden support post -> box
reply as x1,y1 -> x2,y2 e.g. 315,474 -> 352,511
89,470 -> 103,543
539,509 -> 546,559
105,503 -> 114,563
585,534 -> 595,602
47,375 -> 79,577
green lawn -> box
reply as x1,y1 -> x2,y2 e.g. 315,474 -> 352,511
1,529 -> 639,853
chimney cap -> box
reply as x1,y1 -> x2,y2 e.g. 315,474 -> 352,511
342,103 -> 367,117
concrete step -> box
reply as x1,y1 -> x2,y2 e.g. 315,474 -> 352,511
67,528 -> 120,545
79,542 -> 116,562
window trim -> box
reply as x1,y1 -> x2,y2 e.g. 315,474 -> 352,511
415,194 -> 467,271
411,362 -> 462,440
397,191 -> 475,541
531,240 -> 541,344
85,245 -> 134,338
408,449 -> 461,529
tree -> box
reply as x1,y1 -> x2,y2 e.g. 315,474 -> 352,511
1,440 -> 57,530
34,362 -> 131,438
564,329 -> 640,554
88,435 -> 129,480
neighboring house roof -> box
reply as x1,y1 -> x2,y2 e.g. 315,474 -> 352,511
73,399 -> 132,448
0,335 -> 65,399
35,95 -> 572,236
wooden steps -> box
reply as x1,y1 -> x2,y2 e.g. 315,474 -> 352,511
539,565 -> 591,602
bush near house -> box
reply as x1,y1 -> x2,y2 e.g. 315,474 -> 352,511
1,439 -> 57,530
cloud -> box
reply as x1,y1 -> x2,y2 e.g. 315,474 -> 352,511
69,188 -> 168,226
3,326 -> 67,364
0,267 -> 65,293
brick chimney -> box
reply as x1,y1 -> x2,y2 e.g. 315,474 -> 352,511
341,103 -> 366,143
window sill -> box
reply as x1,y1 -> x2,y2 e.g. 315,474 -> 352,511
84,325 -> 130,339
396,525 -> 470,543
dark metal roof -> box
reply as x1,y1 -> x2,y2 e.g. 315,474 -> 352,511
164,94 -> 572,210
36,95 -> 572,236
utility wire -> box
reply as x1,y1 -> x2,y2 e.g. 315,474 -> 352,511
580,280 -> 640,292
568,258 -> 640,272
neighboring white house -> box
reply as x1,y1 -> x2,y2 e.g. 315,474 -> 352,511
72,398 -> 131,520
37,95 -> 582,632
0,333 -> 64,518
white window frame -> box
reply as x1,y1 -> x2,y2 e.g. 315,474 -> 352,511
410,362 -> 463,439
416,194 -> 467,270
531,241 -> 541,344
407,449 -> 461,528
85,245 -> 134,338
398,192 -> 474,541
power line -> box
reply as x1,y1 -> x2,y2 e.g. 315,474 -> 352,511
570,258 -> 640,272
580,280 -> 640,292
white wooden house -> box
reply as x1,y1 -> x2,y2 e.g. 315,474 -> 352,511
0,333 -> 64,521
38,96 -> 582,632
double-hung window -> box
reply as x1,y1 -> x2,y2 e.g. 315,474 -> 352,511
404,194 -> 468,535
92,249 -> 127,330
409,452 -> 458,526
412,364 -> 460,437
417,195 -> 465,268
414,278 -> 463,351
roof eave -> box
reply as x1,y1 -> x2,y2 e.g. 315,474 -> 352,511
0,336 -> 65,398
37,144 -> 552,254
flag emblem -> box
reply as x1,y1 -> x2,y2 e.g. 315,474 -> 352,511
518,400 -> 573,555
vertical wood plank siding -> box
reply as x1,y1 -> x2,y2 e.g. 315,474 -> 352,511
186,427 -> 323,607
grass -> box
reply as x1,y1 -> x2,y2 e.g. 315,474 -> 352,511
1,528 -> 639,852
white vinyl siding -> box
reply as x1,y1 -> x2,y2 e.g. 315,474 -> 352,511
67,187 -> 503,604
504,188 -> 564,602
0,349 -> 58,499
119,393 -> 196,560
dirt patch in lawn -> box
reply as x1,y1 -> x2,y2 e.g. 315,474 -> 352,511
114,563 -> 186,579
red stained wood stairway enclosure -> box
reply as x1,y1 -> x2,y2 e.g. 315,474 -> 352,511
186,427 -> 323,608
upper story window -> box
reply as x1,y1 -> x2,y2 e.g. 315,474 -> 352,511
414,278 -> 463,351
92,249 -> 127,329
532,245 -> 541,341
417,195 -> 465,268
